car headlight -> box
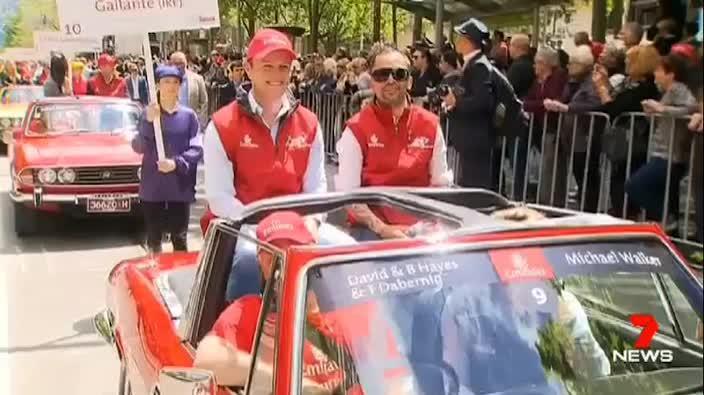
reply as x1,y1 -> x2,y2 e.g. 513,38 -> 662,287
58,168 -> 76,184
37,168 -> 57,184
0,118 -> 10,127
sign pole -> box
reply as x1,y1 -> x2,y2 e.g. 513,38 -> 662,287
67,57 -> 74,95
142,33 -> 166,161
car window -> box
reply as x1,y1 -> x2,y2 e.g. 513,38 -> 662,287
2,87 -> 43,104
28,103 -> 139,134
662,275 -> 703,345
300,240 -> 703,395
246,255 -> 282,395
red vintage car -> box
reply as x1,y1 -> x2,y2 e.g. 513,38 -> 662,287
95,189 -> 704,395
8,96 -> 142,236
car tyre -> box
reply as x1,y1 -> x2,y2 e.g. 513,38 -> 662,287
13,202 -> 40,237
118,364 -> 132,395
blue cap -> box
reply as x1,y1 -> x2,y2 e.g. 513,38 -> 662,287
155,65 -> 183,82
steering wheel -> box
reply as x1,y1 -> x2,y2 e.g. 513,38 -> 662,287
411,361 -> 460,395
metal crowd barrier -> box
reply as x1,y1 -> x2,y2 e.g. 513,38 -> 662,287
205,88 -> 703,252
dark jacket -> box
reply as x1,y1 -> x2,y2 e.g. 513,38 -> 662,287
523,69 -> 568,137
506,55 -> 535,99
447,52 -> 494,154
126,75 -> 149,106
558,76 -> 602,153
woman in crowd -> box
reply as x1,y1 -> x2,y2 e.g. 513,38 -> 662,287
543,45 -> 602,211
43,53 -> 69,97
316,58 -> 338,94
72,61 -> 89,95
0,60 -> 25,86
597,45 -> 627,93
626,53 -> 697,226
592,44 -> 661,218
410,47 -> 442,103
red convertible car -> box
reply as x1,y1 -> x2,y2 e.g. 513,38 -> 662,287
95,189 -> 704,395
8,96 -> 142,236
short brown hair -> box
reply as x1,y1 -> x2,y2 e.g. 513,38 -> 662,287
626,45 -> 660,80
367,43 -> 409,70
659,53 -> 690,83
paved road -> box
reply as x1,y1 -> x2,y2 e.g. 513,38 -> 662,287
0,157 -> 206,395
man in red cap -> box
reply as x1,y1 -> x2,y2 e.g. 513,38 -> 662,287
88,54 -> 127,97
194,211 -> 342,392
202,28 -> 353,302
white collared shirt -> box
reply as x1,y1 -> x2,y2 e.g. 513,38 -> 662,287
132,77 -> 140,100
203,91 -> 327,220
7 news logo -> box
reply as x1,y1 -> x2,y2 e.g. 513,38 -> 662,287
612,314 -> 673,363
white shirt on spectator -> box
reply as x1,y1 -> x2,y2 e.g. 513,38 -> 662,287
334,124 -> 453,191
203,91 -> 327,220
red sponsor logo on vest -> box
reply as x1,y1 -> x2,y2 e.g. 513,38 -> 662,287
286,135 -> 311,150
408,136 -> 433,149
369,134 -> 384,148
240,134 -> 259,148
489,248 -> 555,283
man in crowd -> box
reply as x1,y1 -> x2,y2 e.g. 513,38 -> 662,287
443,18 -> 495,189
202,28 -> 353,302
490,30 -> 509,71
506,34 -> 535,99
335,43 -> 452,241
170,51 -> 209,127
88,54 -> 127,97
131,65 -> 203,253
620,22 -> 644,50
126,62 -> 148,106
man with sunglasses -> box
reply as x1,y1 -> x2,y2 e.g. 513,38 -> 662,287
335,43 -> 452,241
202,28 -> 354,302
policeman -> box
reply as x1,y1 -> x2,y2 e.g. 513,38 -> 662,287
443,18 -> 495,189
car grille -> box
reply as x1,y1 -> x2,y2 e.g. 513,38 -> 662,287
74,166 -> 139,185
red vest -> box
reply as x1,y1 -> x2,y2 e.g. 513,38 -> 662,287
89,74 -> 127,97
200,100 -> 318,233
346,103 -> 438,225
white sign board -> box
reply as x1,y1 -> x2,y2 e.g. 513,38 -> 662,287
55,0 -> 220,36
33,31 -> 102,57
0,48 -> 43,61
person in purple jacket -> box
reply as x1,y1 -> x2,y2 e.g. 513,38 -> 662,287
131,65 -> 203,253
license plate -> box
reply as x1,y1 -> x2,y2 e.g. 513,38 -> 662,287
87,195 -> 131,213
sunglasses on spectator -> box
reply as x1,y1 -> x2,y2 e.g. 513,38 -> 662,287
371,68 -> 410,82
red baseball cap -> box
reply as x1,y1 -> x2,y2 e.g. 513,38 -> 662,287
247,28 -> 297,62
98,53 -> 116,67
256,211 -> 314,245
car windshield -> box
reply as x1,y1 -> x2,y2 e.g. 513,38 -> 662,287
28,103 -> 139,134
1,87 -> 44,104
302,239 -> 703,395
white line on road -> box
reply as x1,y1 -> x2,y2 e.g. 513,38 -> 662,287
0,266 -> 11,395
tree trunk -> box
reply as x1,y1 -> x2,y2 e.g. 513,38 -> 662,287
392,4 -> 398,45
591,0 -> 607,42
373,0 -> 381,43
608,0 -> 624,35
413,14 -> 423,42
309,0 -> 320,53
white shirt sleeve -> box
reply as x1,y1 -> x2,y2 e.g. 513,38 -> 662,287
431,125 -> 453,186
203,121 -> 245,220
302,125 -> 328,194
334,127 -> 363,192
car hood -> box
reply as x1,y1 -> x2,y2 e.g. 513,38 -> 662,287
0,103 -> 28,118
18,133 -> 141,167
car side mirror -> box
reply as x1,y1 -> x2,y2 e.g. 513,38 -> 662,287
157,367 -> 217,395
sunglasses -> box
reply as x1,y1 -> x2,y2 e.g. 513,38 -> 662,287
371,68 -> 410,82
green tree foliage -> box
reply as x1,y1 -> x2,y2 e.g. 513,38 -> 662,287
219,0 -> 412,54
4,0 -> 58,48
3,12 -> 22,48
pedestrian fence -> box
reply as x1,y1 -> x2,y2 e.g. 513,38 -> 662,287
207,89 -> 703,252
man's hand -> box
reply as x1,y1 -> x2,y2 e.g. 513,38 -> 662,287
303,217 -> 320,243
377,225 -> 409,239
157,158 -> 177,173
642,99 -> 664,114
146,103 -> 160,122
443,88 -> 457,111
689,113 -> 703,133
